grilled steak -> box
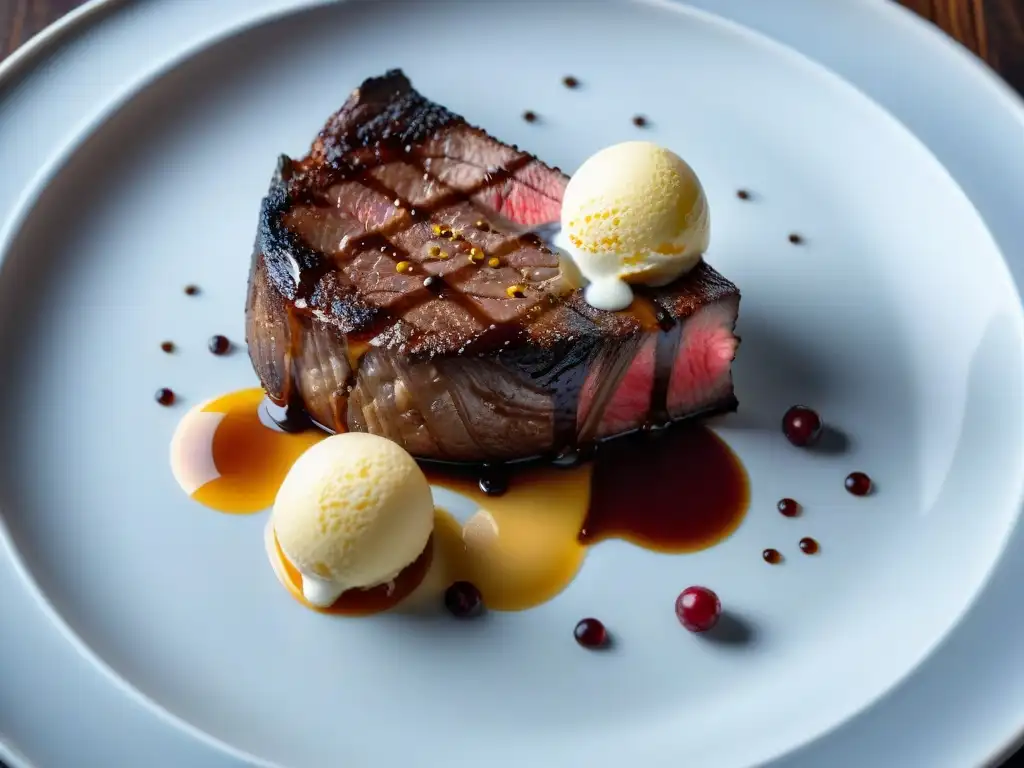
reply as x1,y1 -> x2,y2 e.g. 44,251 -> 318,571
245,69 -> 740,463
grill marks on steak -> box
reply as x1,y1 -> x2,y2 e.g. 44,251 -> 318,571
246,69 -> 741,462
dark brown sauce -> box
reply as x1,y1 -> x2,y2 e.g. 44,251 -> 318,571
184,285 -> 199,296
259,396 -> 314,434
762,548 -> 782,564
632,115 -> 648,127
477,467 -> 510,496
523,110 -> 538,123
155,388 -> 175,406
736,189 -> 751,200
578,426 -> 748,552
562,76 -> 580,89
788,233 -> 803,245
160,341 -> 175,353
799,537 -> 819,554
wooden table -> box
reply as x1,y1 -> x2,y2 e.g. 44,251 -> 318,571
2,0 -> 1023,766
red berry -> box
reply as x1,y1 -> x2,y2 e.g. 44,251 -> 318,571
845,472 -> 872,496
444,581 -> 483,618
777,498 -> 799,517
574,618 -> 607,648
782,405 -> 822,447
675,586 -> 721,633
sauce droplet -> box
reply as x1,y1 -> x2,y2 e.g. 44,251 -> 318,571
156,387 -> 175,406
184,284 -> 199,296
562,75 -> 580,88
632,115 -> 648,127
675,586 -> 721,633
799,537 -> 819,554
208,335 -> 231,355
477,469 -> 509,497
160,341 -> 175,353
737,189 -> 751,200
788,233 -> 803,245
844,471 -> 872,496
762,548 -> 782,564
574,618 -> 607,648
782,405 -> 822,447
522,110 -> 538,123
260,398 -> 314,433
777,498 -> 799,517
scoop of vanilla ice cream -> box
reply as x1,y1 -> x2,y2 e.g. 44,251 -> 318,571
560,141 -> 710,311
272,433 -> 434,607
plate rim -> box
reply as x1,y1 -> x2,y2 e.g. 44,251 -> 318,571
1,1 -> 1023,766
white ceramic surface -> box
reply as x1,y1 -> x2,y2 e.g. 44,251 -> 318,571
1,1 -> 1023,767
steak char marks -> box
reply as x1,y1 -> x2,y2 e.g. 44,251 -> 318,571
246,70 -> 740,463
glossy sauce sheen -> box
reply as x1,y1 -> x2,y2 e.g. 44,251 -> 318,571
173,391 -> 749,611
170,388 -> 324,514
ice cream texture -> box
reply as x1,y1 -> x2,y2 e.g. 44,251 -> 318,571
271,432 -> 434,607
560,141 -> 710,311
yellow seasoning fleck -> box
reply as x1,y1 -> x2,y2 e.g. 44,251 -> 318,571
395,261 -> 413,274
506,284 -> 526,298
428,245 -> 442,258
487,257 -> 501,268
439,250 -> 450,260
468,247 -> 485,264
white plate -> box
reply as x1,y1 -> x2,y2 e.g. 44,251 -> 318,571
1,1 -> 1023,766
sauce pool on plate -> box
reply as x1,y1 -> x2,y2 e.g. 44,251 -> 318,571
171,389 -> 751,613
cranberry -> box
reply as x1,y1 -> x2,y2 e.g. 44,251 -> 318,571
782,405 -> 822,447
845,472 -> 872,496
675,586 -> 721,633
444,581 -> 483,618
208,335 -> 231,355
573,618 -> 607,648
777,498 -> 799,517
